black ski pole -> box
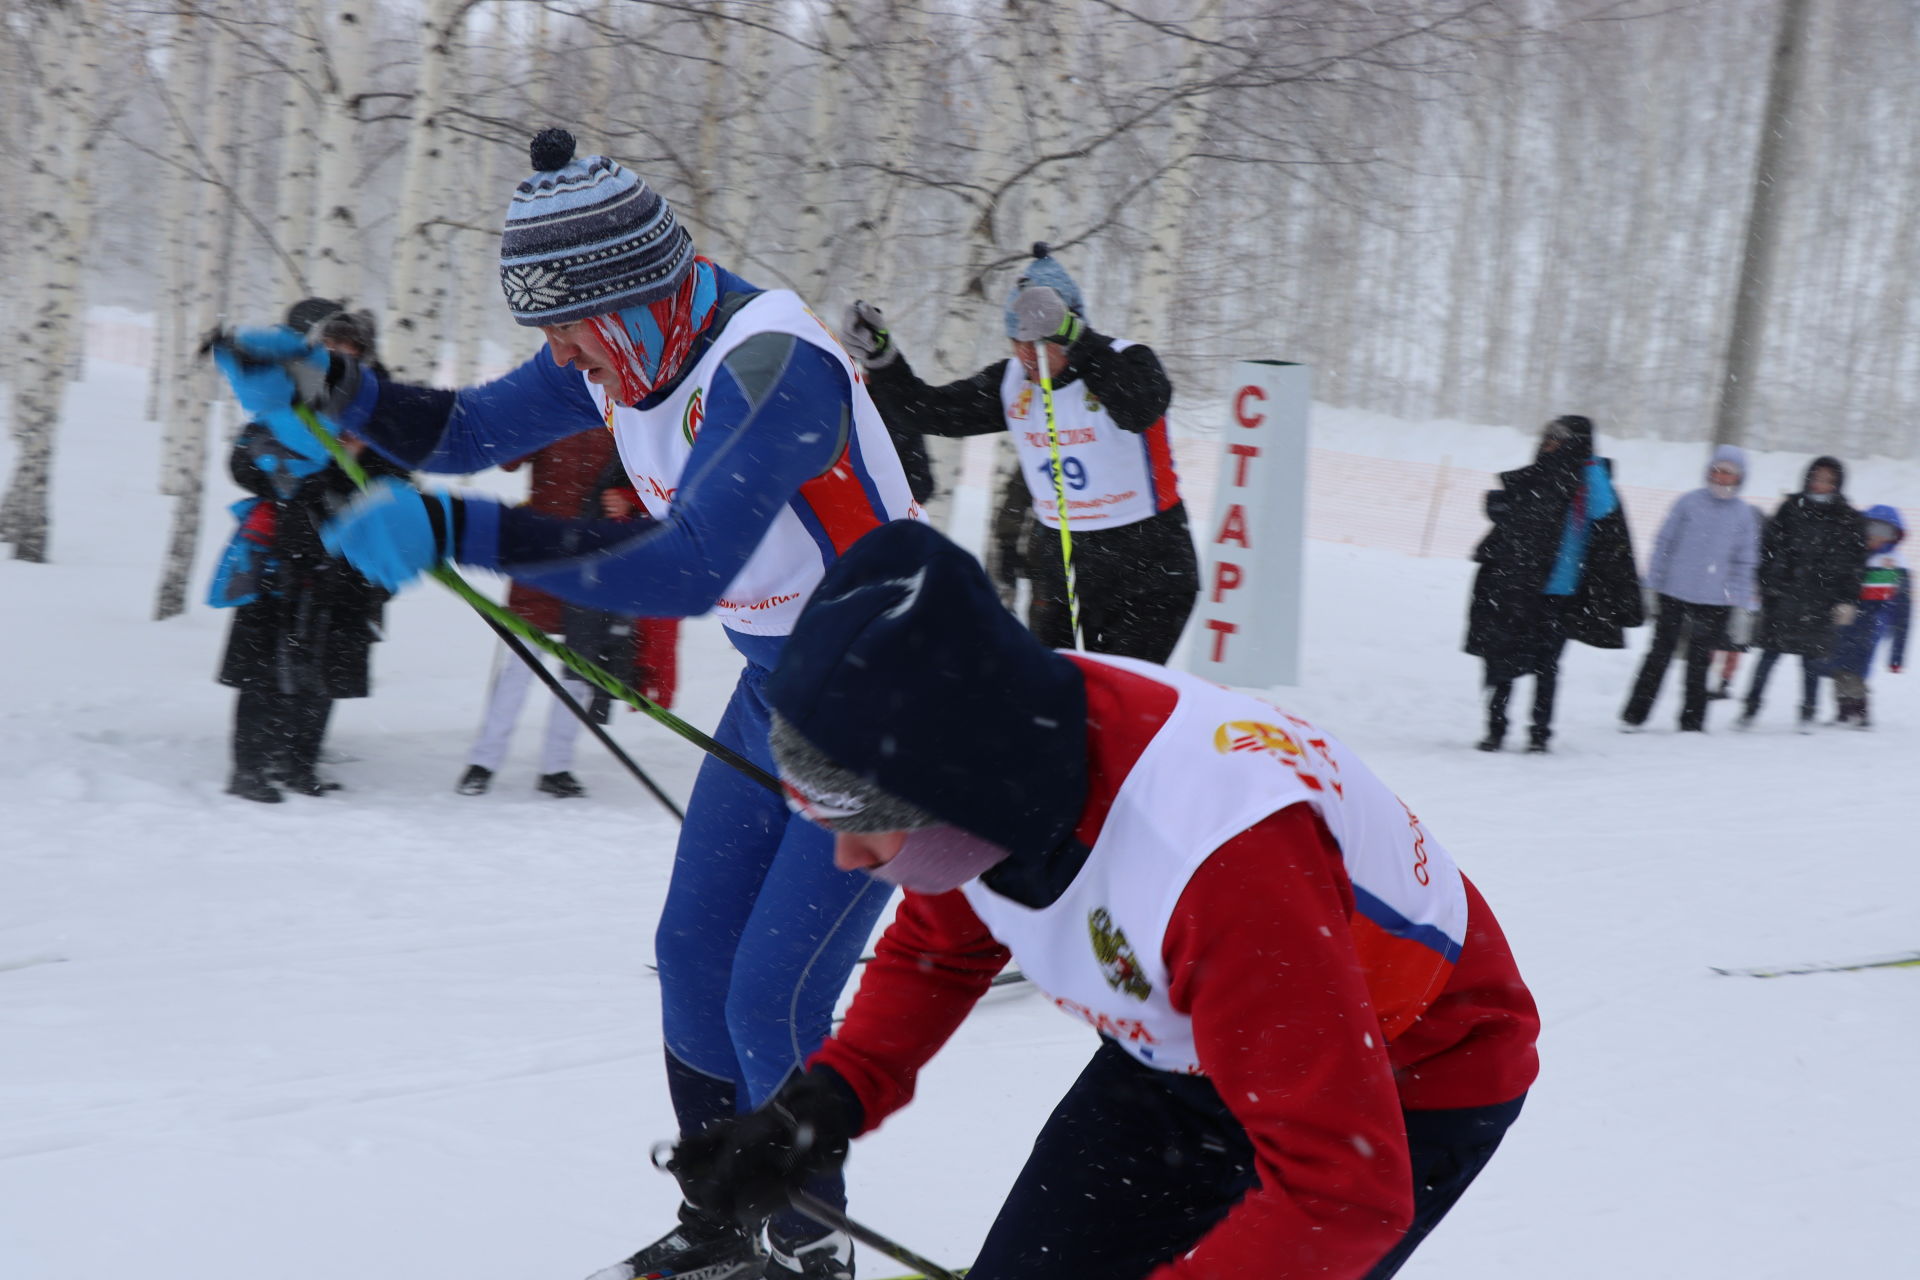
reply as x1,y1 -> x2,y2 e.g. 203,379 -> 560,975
478,613 -> 684,822
788,1190 -> 962,1280
259,391 -> 781,798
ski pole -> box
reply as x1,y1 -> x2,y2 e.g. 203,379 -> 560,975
284,400 -> 782,799
479,612 -> 684,821
789,1190 -> 963,1280
1017,243 -> 1084,651
1033,339 -> 1083,650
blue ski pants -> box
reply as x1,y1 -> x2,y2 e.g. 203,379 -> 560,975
653,656 -> 893,1234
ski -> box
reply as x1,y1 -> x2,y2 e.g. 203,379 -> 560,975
1711,950 -> 1920,978
646,958 -> 1033,991
0,954 -> 67,974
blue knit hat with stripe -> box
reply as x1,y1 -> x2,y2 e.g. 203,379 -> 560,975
498,129 -> 695,326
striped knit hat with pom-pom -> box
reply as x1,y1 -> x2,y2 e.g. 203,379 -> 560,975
498,128 -> 695,326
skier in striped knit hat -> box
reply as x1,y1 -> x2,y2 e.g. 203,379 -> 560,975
667,520 -> 1540,1280
211,129 -> 920,1280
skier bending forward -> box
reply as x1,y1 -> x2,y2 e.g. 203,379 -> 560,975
213,130 -> 919,1280
670,520 -> 1541,1280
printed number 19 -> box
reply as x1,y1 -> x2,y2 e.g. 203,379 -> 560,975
1037,456 -> 1089,491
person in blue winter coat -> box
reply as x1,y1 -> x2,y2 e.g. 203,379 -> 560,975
1823,504 -> 1909,728
1621,444 -> 1763,732
210,130 -> 919,1280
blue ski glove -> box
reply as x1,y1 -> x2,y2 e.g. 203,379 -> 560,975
211,326 -> 366,463
212,326 -> 331,414
321,478 -> 460,591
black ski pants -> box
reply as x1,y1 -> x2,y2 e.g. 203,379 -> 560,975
1743,649 -> 1821,719
967,1038 -> 1526,1280
1623,594 -> 1730,730
231,689 -> 333,779
1025,503 -> 1200,663
1485,651 -> 1563,747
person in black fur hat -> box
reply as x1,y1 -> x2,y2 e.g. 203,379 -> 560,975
1464,415 -> 1642,752
1738,456 -> 1865,730
666,520 -> 1539,1280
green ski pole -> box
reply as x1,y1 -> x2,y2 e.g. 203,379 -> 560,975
289,403 -> 781,798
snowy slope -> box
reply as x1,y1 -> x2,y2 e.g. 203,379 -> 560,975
1,353 -> 1916,1279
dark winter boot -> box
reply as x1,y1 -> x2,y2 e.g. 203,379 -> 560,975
1834,698 -> 1860,726
537,770 -> 587,798
278,769 -> 342,796
764,1228 -> 854,1280
584,1204 -> 765,1280
1526,730 -> 1551,754
1479,684 -> 1509,752
456,765 -> 492,796
226,769 -> 283,804
1796,704 -> 1815,734
1853,693 -> 1872,729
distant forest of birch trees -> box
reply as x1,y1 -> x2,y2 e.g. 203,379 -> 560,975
4,0 -> 1918,577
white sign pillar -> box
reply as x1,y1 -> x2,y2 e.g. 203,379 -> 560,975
1187,361 -> 1310,688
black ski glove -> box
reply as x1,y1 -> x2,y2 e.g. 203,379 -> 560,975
666,1071 -> 856,1226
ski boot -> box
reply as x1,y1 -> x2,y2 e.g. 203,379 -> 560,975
585,1204 -> 765,1280
765,1228 -> 854,1280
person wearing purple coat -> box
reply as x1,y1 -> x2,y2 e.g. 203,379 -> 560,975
1621,445 -> 1763,732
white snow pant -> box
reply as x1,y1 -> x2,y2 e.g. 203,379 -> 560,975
467,641 -> 591,775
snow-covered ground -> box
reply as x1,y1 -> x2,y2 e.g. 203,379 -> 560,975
2,351 -> 1916,1279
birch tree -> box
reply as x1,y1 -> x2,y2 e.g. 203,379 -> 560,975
154,1 -> 242,619
1714,0 -> 1814,447
796,1 -> 854,304
274,0 -> 325,297
1,0 -> 121,562
385,0 -> 474,382
308,0 -> 370,302
1123,0 -> 1220,343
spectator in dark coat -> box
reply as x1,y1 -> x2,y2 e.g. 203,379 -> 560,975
1737,456 -> 1865,731
1465,415 -> 1643,752
217,299 -> 406,802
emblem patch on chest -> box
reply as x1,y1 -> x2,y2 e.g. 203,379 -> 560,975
1088,907 -> 1152,1000
682,389 -> 705,446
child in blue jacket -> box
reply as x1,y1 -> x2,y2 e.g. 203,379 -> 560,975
1825,504 -> 1908,727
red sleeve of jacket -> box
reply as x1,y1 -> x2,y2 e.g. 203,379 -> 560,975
808,888 -> 1012,1133
1151,802 -> 1413,1280
1388,874 -> 1540,1110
